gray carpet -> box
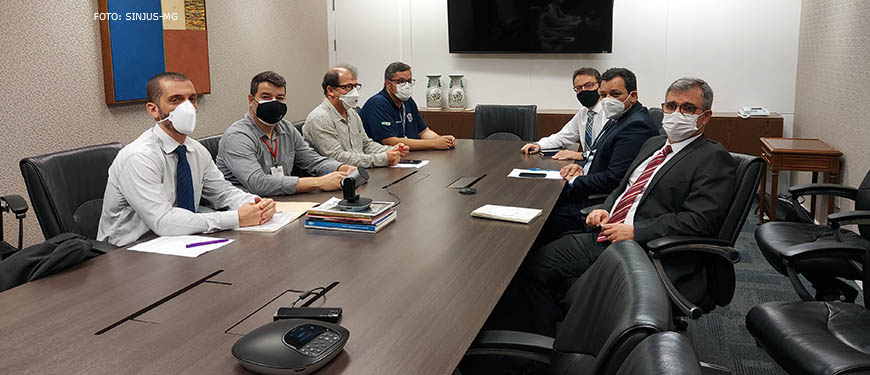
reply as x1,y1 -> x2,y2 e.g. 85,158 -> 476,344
684,206 -> 860,375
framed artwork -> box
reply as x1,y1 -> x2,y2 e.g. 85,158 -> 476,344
98,0 -> 210,104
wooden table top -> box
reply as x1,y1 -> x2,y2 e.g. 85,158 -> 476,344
761,137 -> 842,156
0,139 -> 570,375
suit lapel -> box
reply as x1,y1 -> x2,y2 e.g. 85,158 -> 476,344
637,135 -> 708,207
612,137 -> 665,197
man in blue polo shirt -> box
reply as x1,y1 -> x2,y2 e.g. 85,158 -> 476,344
359,62 -> 456,150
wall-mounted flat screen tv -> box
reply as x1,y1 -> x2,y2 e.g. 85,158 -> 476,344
448,0 -> 614,53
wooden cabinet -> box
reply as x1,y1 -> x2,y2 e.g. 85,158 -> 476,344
421,108 -> 783,156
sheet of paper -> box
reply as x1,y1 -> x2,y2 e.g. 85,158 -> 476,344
274,201 -> 318,219
128,235 -> 233,257
235,211 -> 296,233
471,204 -> 543,224
507,168 -> 563,180
391,160 -> 430,169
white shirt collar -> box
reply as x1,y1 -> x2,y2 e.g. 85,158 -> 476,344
666,134 -> 702,155
152,124 -> 191,154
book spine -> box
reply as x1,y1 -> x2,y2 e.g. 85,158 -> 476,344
305,220 -> 377,232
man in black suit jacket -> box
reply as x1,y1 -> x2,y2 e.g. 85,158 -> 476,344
487,77 -> 736,336
535,68 -> 659,247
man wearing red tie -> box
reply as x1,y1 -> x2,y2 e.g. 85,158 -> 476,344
486,77 -> 736,336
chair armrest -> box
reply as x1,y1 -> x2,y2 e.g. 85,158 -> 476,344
788,183 -> 857,201
650,256 -> 703,319
469,330 -> 554,355
780,240 -> 866,260
649,243 -> 740,263
586,193 -> 609,205
0,195 -> 28,218
646,236 -> 731,253
579,204 -> 606,216
828,210 -> 870,227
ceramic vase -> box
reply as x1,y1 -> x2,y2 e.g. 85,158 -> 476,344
426,74 -> 443,108
448,74 -> 465,109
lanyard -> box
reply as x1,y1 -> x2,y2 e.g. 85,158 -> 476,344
262,137 -> 278,161
400,105 -> 407,138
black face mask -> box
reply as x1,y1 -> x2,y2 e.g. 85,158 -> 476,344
576,90 -> 600,108
255,100 -> 287,125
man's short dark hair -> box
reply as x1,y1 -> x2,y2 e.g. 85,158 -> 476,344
572,67 -> 601,83
250,71 -> 286,96
321,64 -> 358,96
145,72 -> 190,103
384,61 -> 412,81
601,68 -> 637,93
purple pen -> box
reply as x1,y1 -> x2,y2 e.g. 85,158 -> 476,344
185,238 -> 230,248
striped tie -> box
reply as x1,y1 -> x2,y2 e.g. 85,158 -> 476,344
174,145 -> 196,213
584,110 -> 595,149
597,145 -> 672,242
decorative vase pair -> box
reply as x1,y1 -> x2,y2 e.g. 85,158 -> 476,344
426,74 -> 465,109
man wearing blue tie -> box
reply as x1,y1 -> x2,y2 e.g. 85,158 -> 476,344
98,72 -> 276,247
521,67 -> 606,160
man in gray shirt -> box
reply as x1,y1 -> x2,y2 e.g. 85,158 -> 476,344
303,64 -> 409,167
98,72 -> 276,247
217,71 -> 356,196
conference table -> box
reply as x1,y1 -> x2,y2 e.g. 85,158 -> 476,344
0,139 -> 571,375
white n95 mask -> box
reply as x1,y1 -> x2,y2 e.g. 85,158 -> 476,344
158,100 -> 197,135
340,88 -> 360,109
661,112 -> 700,142
602,96 -> 630,119
395,82 -> 413,102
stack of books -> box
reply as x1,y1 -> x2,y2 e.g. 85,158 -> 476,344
304,197 -> 397,233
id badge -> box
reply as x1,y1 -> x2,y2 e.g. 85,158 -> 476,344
270,165 -> 285,176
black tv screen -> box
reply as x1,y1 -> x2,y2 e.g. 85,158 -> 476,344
448,0 -> 614,53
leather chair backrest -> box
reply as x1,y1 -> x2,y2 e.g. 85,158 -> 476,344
552,241 -> 671,375
20,143 -> 122,240
856,169 -> 870,237
291,119 -> 305,136
648,107 -> 665,136
719,153 -> 764,245
615,332 -> 702,375
473,104 -> 537,141
198,134 -> 222,162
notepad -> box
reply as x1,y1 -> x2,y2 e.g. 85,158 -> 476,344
508,168 -> 562,180
391,160 -> 430,169
128,235 -> 234,257
471,204 -> 543,224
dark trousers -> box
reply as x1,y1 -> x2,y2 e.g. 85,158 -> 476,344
486,232 -> 610,337
532,186 -> 595,249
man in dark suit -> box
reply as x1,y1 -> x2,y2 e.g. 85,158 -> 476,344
535,68 -> 659,247
488,77 -> 736,336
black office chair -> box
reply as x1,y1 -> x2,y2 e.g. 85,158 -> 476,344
458,240 -> 671,375
754,169 -> 870,302
746,241 -> 870,375
473,104 -> 537,141
198,134 -> 222,162
615,332 -> 702,375
648,107 -> 665,135
20,143 -> 122,244
0,194 -> 28,259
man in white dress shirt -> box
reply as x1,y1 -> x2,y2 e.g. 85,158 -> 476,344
98,72 -> 276,247
521,67 -> 605,161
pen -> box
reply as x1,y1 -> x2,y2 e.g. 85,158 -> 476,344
185,238 -> 230,248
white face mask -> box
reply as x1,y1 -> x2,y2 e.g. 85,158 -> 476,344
662,111 -> 701,142
395,82 -> 413,102
340,87 -> 360,109
602,94 -> 631,119
157,100 -> 197,135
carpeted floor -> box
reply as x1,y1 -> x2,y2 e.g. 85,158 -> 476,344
684,206 -> 861,375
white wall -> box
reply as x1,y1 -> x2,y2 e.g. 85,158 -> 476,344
330,0 -> 801,136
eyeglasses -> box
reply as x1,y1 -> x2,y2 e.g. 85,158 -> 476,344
661,101 -> 704,114
390,78 -> 416,86
573,81 -> 598,93
334,83 -> 362,92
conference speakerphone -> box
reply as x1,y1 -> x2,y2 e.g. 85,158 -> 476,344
232,319 -> 349,375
